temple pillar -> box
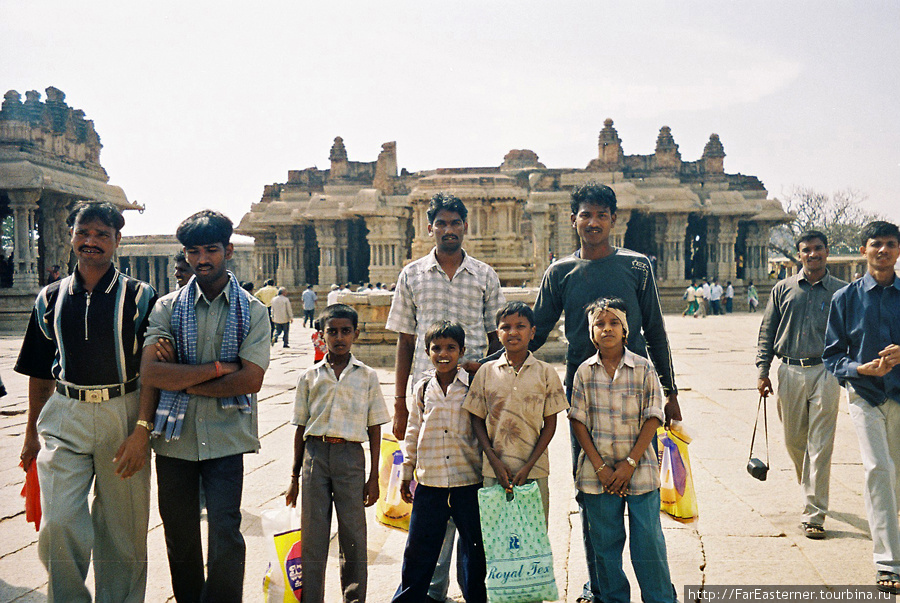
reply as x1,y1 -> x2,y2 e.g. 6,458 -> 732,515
9,190 -> 41,289
410,202 -> 432,260
254,233 -> 277,284
744,223 -> 767,282
715,217 -> 738,282
314,221 -> 339,286
275,227 -> 297,286
334,220 -> 350,285
367,215 -> 407,285
529,201 -> 551,281
612,210 -> 631,248
41,195 -> 73,279
660,214 -> 688,282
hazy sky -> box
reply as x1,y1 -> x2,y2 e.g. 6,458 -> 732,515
3,1 -> 898,236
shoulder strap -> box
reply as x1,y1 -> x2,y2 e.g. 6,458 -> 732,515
749,395 -> 769,463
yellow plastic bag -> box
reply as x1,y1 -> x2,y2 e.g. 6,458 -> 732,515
261,505 -> 302,602
376,435 -> 415,530
657,424 -> 698,522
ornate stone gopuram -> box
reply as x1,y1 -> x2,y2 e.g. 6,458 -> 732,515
0,87 -> 141,328
237,120 -> 792,310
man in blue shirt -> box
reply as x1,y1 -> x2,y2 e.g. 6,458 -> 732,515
301,283 -> 318,327
824,220 -> 900,593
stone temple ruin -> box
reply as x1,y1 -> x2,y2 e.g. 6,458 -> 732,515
0,87 -> 140,327
236,120 -> 791,310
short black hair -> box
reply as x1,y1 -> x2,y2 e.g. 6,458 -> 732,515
174,249 -> 187,263
860,221 -> 900,247
796,230 -> 828,250
570,182 -> 617,215
176,210 -> 233,247
266,279 -> 275,286
496,301 -> 535,327
424,320 -> 465,350
319,303 -> 358,329
66,202 -> 125,232
241,281 -> 255,293
426,192 -> 468,224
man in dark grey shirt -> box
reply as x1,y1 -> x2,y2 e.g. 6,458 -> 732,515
757,230 -> 847,539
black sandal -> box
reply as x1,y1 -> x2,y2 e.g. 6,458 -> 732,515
877,571 -> 900,594
801,522 -> 825,540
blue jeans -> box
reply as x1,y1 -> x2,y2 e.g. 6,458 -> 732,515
156,454 -> 246,603
581,489 -> 675,603
393,483 -> 486,603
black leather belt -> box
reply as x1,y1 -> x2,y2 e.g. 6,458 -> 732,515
56,379 -> 139,403
780,356 -> 823,367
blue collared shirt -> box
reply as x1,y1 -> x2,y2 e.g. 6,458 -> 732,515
824,272 -> 900,406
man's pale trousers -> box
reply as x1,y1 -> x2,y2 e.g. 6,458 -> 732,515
36,389 -> 150,602
775,362 -> 840,525
848,390 -> 900,575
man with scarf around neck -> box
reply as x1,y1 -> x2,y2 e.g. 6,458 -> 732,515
140,210 -> 270,602
15,202 -> 158,602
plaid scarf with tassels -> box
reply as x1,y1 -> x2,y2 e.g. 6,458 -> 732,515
153,271 -> 251,441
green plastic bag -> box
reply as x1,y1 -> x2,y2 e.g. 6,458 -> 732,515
478,483 -> 558,603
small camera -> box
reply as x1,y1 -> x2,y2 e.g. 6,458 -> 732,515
747,458 -> 769,481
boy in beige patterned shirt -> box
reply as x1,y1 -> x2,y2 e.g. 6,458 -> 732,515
464,301 -> 568,523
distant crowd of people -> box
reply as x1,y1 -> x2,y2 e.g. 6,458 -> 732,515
9,182 -> 900,601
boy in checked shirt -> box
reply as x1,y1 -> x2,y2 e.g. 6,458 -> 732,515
286,303 -> 390,603
392,321 -> 487,603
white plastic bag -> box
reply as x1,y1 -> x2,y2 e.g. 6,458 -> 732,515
261,505 -> 302,602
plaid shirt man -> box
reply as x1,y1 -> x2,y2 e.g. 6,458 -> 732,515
402,370 -> 482,487
386,248 -> 505,389
569,349 -> 665,495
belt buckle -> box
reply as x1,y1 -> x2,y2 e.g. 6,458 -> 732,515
85,389 -> 106,403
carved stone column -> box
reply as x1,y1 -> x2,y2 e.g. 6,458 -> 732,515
41,195 -> 72,279
254,233 -> 277,285
367,216 -> 407,285
715,216 -> 738,282
611,210 -> 631,248
334,220 -> 349,285
528,200 -> 551,282
410,201 -> 431,260
275,227 -> 297,286
315,221 -> 338,286
659,214 -> 688,282
9,190 -> 41,289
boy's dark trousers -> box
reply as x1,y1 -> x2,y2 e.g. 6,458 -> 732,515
392,483 -> 487,603
301,438 -> 368,603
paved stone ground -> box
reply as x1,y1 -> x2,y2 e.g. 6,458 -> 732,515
0,313 -> 877,602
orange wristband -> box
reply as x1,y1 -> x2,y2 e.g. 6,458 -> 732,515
215,361 -> 222,379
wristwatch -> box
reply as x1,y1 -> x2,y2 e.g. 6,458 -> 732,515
625,456 -> 637,468
136,419 -> 153,432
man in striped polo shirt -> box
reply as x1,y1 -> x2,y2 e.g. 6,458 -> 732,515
16,202 -> 157,602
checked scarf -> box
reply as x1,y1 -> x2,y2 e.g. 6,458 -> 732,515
153,271 -> 252,441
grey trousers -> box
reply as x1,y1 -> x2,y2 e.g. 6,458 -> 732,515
301,438 -> 368,603
36,389 -> 150,603
848,390 -> 900,574
775,362 -> 841,525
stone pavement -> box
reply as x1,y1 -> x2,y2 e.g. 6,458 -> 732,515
0,313 -> 877,602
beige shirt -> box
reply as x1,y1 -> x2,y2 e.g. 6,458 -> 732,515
271,294 -> 293,324
463,352 -> 568,479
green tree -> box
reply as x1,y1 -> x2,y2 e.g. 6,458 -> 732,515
769,187 -> 884,263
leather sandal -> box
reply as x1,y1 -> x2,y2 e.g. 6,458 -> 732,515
801,522 -> 825,539
877,571 -> 900,594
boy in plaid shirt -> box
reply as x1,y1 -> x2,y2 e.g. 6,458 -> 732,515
569,297 -> 675,603
286,303 -> 390,603
392,321 -> 487,603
